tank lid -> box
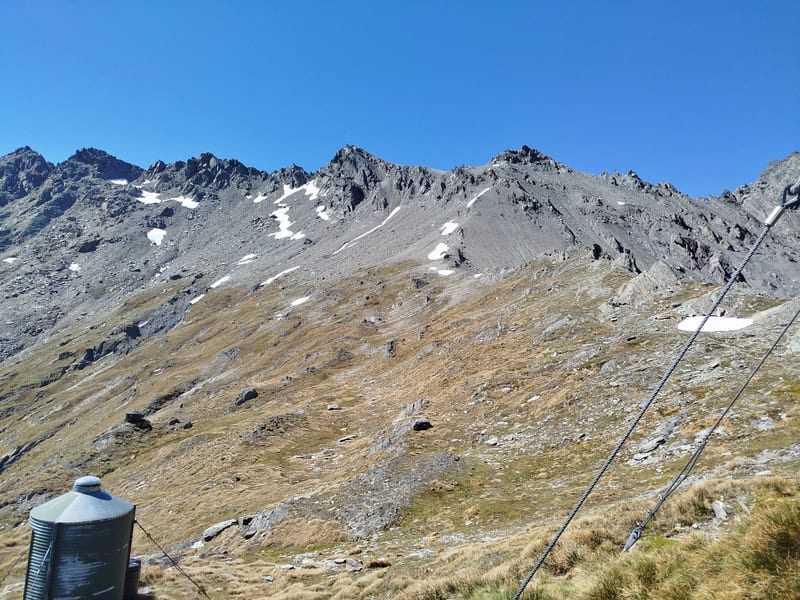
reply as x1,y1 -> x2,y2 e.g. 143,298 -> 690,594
74,476 -> 102,493
30,476 -> 134,524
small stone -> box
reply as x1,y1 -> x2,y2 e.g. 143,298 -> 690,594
327,403 -> 341,411
182,421 -> 193,429
712,500 -> 728,520
275,563 -> 295,570
345,558 -> 363,572
338,434 -> 358,443
190,540 -> 204,549
263,576 -> 274,583
752,416 -> 776,431
412,417 -> 432,431
168,418 -> 181,426
485,436 -> 499,446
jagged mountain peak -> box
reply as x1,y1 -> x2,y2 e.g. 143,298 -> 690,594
59,147 -> 143,183
0,147 -> 54,205
491,144 -> 561,168
322,145 -> 391,179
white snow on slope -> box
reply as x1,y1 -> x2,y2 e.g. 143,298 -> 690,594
333,206 -> 402,255
170,195 -> 199,209
210,275 -> 230,289
437,269 -> 454,276
147,228 -> 166,245
304,180 -> 321,201
440,221 -> 459,236
316,205 -> 332,220
110,179 -> 128,185
261,266 -> 300,286
237,254 -> 257,265
467,187 -> 491,209
427,242 -> 449,261
189,294 -> 205,304
138,191 -> 162,204
274,180 -> 321,204
253,193 -> 267,204
677,316 -> 753,332
69,263 -> 81,272
274,184 -> 298,205
290,296 -> 310,307
270,207 -> 305,240
617,201 -> 627,206
3,257 -> 17,264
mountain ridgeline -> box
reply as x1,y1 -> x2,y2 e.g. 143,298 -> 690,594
1,144 -> 799,361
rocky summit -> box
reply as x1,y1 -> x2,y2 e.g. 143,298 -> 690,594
0,145 -> 799,599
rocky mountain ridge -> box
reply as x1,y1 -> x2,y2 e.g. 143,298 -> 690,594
2,144 -> 798,362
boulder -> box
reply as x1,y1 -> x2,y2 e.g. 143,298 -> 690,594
235,388 -> 258,406
202,519 -> 237,542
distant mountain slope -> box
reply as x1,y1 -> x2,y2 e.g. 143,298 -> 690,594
1,144 -> 798,360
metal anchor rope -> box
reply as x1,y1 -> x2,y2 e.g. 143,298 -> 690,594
512,175 -> 800,600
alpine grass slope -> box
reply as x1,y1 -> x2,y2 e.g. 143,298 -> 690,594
0,145 -> 798,599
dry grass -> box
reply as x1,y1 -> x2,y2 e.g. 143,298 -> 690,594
1,255 -> 799,599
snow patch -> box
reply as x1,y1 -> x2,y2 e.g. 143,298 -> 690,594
147,228 -> 166,245
261,266 -> 300,286
210,275 -> 230,289
170,195 -> 199,209
304,180 -> 321,201
270,207 -> 304,240
617,201 -> 627,206
274,184 -> 297,205
333,206 -> 402,255
440,221 -> 459,236
474,273 -> 483,278
437,269 -> 454,276
427,242 -> 449,261
109,179 -> 128,185
467,187 -> 491,209
678,316 -> 753,332
237,254 -> 257,265
69,263 -> 81,272
189,294 -> 206,304
3,257 -> 17,264
290,296 -> 310,307
316,205 -> 332,220
253,193 -> 267,204
274,180 -> 322,205
138,190 -> 162,204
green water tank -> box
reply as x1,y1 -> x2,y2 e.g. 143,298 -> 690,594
23,476 -> 136,600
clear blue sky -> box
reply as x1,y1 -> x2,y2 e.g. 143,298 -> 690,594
1,0 -> 797,196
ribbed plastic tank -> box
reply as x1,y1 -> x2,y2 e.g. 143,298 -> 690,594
23,476 -> 136,600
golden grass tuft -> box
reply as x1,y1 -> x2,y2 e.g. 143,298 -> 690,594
260,518 -> 347,550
